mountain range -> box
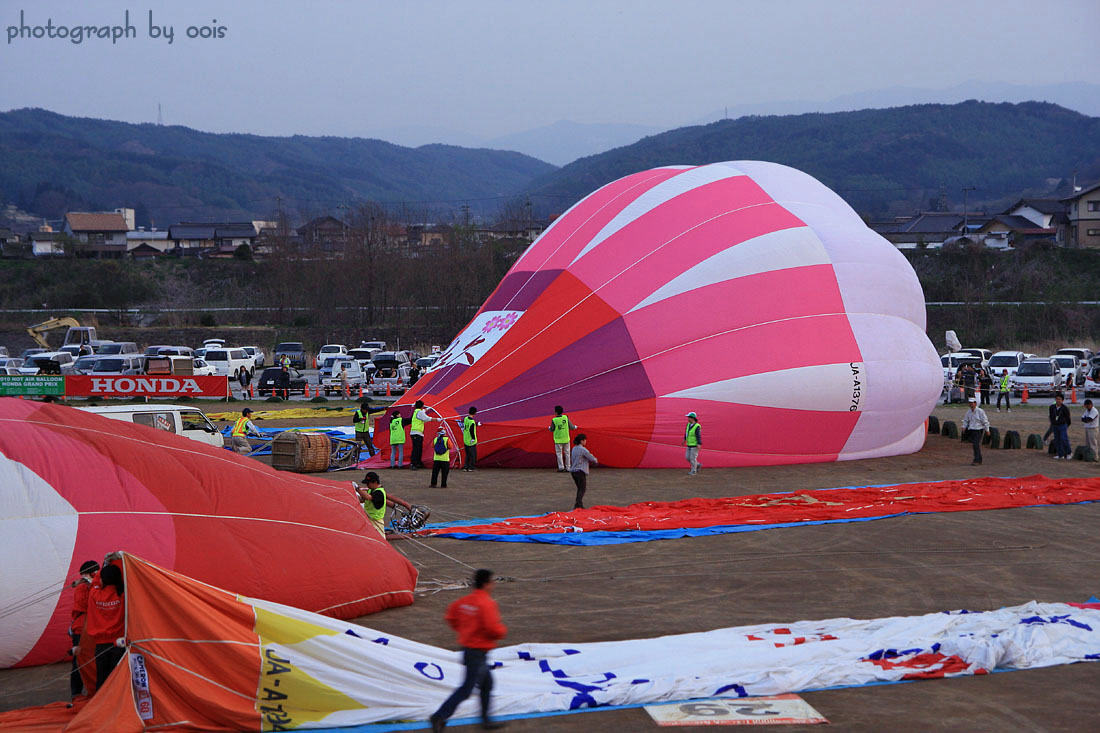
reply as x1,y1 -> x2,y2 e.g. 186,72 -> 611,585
0,108 -> 555,226
526,101 -> 1100,216
2,99 -> 1099,227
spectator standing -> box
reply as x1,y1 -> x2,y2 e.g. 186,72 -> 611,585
549,405 -> 577,472
569,433 -> 599,509
230,408 -> 262,454
83,554 -> 126,690
961,364 -> 977,401
1049,392 -> 1072,459
460,407 -> 479,471
961,396 -> 989,466
389,410 -> 408,468
683,412 -> 702,475
409,400 -> 436,470
996,369 -> 1012,412
1082,399 -> 1099,461
430,425 -> 451,488
354,471 -> 412,538
68,559 -> 99,701
430,569 -> 507,732
978,367 -> 992,405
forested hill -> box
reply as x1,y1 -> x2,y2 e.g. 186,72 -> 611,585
525,101 -> 1100,215
0,108 -> 557,225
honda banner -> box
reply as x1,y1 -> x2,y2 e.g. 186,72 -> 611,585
65,375 -> 230,398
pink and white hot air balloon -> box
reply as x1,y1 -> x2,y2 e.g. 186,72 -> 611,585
391,161 -> 942,468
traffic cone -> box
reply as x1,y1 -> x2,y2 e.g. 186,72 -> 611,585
249,383 -> 255,398
305,382 -> 310,398
1072,386 -> 1078,404
386,383 -> 391,397
358,384 -> 364,399
1021,387 -> 1029,404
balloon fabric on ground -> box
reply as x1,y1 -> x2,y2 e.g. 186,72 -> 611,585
388,161 -> 943,468
428,475 -> 1100,544
0,398 -> 416,669
2,554 -> 1097,731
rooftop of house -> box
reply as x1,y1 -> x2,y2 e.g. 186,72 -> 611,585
65,212 -> 129,232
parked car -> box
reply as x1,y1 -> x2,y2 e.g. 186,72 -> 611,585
1084,366 -> 1100,397
986,351 -> 1027,380
0,356 -> 24,370
84,355 -> 145,375
415,355 -> 438,370
202,338 -> 226,348
257,367 -> 308,396
1057,347 -> 1094,365
959,348 -> 992,368
360,340 -> 386,351
273,342 -> 307,369
318,355 -> 354,380
1049,354 -> 1085,387
203,348 -> 255,380
18,351 -> 76,375
1011,358 -> 1060,397
940,352 -> 982,383
59,343 -> 95,358
314,344 -> 348,368
322,360 -> 368,395
370,352 -> 412,395
0,346 -> 7,357
78,404 -> 224,449
1,365 -> 22,376
241,346 -> 266,369
20,347 -> 48,361
96,341 -> 140,355
156,346 -> 195,357
191,358 -> 216,376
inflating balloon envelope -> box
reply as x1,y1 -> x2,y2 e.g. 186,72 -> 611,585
395,161 -> 942,467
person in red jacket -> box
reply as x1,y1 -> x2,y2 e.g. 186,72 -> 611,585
430,568 -> 506,731
68,559 -> 99,702
82,555 -> 126,690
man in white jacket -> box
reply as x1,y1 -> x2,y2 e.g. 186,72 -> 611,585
961,397 -> 990,466
1081,399 -> 1099,461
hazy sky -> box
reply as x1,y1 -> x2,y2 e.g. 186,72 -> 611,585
2,0 -> 1097,141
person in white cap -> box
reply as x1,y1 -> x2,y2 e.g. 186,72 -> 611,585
683,412 -> 702,475
961,396 -> 989,465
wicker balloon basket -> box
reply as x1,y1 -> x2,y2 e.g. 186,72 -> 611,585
271,432 -> 332,473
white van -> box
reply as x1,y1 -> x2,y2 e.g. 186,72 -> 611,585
78,404 -> 225,448
203,348 -> 254,380
321,359 -> 367,395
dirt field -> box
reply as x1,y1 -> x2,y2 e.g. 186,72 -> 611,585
4,401 -> 1100,731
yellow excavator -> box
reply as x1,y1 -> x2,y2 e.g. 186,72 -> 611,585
26,317 -> 97,350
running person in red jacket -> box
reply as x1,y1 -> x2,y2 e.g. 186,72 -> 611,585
430,568 -> 507,731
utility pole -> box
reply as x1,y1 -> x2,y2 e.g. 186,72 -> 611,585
961,186 -> 976,233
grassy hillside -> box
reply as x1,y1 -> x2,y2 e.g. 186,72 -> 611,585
526,101 -> 1100,215
0,108 -> 556,224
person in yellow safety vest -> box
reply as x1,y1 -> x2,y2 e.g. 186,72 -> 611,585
230,408 -> 262,454
409,400 -> 437,470
460,406 -> 480,472
352,399 -> 386,458
430,425 -> 451,488
682,411 -> 702,475
389,410 -> 409,469
353,471 -> 411,539
996,369 -> 1012,413
549,405 -> 578,472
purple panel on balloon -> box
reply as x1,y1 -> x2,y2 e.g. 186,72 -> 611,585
460,317 -> 655,423
482,269 -> 563,312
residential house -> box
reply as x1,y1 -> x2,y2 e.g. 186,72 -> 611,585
30,229 -> 66,258
0,228 -> 24,258
481,218 -> 548,243
168,223 -> 217,256
297,216 -> 347,258
210,223 -> 259,257
1062,181 -> 1100,248
976,215 -> 1056,249
872,212 -> 986,249
126,228 -> 171,258
64,212 -> 130,258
